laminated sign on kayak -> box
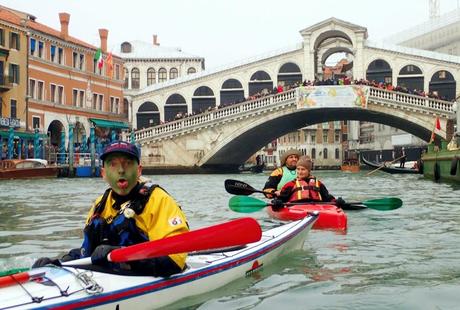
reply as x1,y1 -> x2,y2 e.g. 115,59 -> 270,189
0,215 -> 318,309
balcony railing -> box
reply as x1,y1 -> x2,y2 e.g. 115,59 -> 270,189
0,75 -> 12,92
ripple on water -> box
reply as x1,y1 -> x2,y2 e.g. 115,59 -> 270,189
1,173 -> 460,309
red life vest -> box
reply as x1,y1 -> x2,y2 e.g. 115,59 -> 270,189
288,178 -> 322,202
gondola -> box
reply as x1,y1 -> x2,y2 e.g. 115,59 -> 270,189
361,155 -> 419,174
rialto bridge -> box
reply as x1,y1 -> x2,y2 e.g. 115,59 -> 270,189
130,86 -> 455,172
123,17 -> 460,172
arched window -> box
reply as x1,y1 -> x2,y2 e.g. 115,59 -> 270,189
335,148 -> 340,159
147,68 -> 156,86
170,68 -> 178,79
187,67 -> 196,74
120,42 -> 132,53
131,68 -> 140,89
123,68 -> 128,88
158,68 -> 167,83
137,101 -> 160,128
311,148 -> 316,159
323,148 -> 328,159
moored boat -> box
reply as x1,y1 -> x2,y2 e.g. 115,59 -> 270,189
0,159 -> 59,180
0,214 -> 317,309
340,160 -> 360,173
267,204 -> 347,231
361,155 -> 419,174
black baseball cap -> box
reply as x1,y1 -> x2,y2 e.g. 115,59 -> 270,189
100,141 -> 140,163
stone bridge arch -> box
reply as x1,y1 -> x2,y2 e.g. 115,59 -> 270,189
199,107 -> 434,170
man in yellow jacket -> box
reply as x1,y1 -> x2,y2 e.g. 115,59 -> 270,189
33,141 -> 189,277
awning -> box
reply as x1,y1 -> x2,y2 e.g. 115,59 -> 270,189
90,118 -> 129,129
0,130 -> 47,139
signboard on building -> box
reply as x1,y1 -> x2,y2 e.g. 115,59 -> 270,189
297,85 -> 369,109
0,117 -> 20,128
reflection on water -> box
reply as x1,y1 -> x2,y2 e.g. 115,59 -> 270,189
1,172 -> 460,309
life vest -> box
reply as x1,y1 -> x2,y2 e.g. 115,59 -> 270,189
277,166 -> 297,190
288,178 -> 322,202
80,182 -> 158,258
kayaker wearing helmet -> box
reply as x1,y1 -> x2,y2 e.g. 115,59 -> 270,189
263,148 -> 301,198
33,141 -> 189,277
273,155 -> 340,210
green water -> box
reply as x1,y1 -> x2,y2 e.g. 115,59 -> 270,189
1,172 -> 459,309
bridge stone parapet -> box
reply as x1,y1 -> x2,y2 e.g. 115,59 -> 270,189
131,85 -> 455,172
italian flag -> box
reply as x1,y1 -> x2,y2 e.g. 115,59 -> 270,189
94,48 -> 103,69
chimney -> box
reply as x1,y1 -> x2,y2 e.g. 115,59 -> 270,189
153,34 -> 160,46
99,28 -> 108,53
59,12 -> 70,39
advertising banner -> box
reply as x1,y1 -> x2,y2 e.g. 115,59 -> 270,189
296,85 -> 369,109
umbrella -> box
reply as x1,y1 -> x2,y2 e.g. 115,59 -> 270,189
59,129 -> 65,164
130,131 -> 135,144
7,127 -> 13,159
81,134 -> 87,153
34,129 -> 40,158
68,123 -> 74,167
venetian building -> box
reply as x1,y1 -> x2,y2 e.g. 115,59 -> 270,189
118,36 -> 205,129
0,7 -> 28,143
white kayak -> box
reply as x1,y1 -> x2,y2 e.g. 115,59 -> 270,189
1,214 -> 317,309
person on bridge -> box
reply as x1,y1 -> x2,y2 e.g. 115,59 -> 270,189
263,148 -> 301,198
272,156 -> 339,210
32,141 -> 190,277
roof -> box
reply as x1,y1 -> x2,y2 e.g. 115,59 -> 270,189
0,5 -> 97,50
299,17 -> 368,37
116,40 -> 203,60
384,8 -> 460,44
365,40 -> 460,64
135,43 -> 303,96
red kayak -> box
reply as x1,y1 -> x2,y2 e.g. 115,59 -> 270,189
267,204 -> 347,232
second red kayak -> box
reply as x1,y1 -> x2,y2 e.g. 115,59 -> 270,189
267,204 -> 347,231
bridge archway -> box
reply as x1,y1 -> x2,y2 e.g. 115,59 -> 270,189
192,86 -> 216,113
313,30 -> 354,77
397,64 -> 424,91
429,70 -> 456,100
366,59 -> 392,84
137,101 -> 160,129
201,107 -> 433,170
220,78 -> 244,106
277,62 -> 302,87
249,70 -> 273,96
165,94 -> 187,121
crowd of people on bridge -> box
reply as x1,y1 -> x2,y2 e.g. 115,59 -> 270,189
159,76 -> 454,127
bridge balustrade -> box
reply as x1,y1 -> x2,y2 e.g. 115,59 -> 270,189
134,86 -> 454,143
368,87 -> 454,115
135,89 -> 297,142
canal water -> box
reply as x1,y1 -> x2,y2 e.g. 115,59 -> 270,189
1,171 -> 459,309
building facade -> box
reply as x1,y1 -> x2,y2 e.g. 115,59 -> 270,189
0,7 -> 29,154
119,37 -> 204,129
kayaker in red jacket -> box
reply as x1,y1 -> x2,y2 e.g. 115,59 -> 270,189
274,156 -> 338,210
32,141 -> 189,277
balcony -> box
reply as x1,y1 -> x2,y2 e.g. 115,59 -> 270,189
0,75 -> 12,92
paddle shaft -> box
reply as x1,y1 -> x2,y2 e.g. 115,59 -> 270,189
63,217 -> 262,266
366,155 -> 406,176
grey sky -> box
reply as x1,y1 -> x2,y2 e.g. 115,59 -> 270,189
1,0 -> 459,69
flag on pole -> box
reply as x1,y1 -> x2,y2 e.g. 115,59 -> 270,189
106,52 -> 113,78
435,117 -> 441,130
429,117 -> 441,143
94,48 -> 103,70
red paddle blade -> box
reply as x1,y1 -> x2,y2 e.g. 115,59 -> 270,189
109,217 -> 262,263
0,270 -> 45,288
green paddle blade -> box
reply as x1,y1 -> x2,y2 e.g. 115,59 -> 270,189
229,196 -> 268,213
362,197 -> 403,211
